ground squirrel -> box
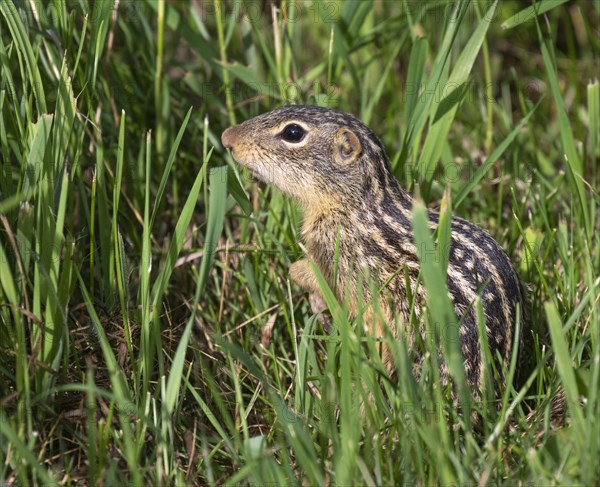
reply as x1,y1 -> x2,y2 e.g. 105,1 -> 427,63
222,105 -> 525,392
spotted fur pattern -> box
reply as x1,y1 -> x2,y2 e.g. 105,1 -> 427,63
222,105 -> 524,390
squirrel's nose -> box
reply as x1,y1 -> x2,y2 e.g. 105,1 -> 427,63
221,127 -> 237,149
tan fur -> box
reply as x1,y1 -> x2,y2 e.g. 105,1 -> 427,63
222,105 -> 525,393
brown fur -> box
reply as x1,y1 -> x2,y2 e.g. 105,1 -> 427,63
222,105 -> 525,392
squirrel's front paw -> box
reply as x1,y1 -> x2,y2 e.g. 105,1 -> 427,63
290,260 -> 331,332
308,291 -> 328,314
289,259 -> 319,292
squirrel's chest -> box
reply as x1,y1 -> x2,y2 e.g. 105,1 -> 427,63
300,211 -> 408,288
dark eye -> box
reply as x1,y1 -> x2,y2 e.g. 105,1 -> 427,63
281,124 -> 305,143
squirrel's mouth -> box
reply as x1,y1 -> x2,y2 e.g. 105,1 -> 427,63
221,126 -> 276,185
243,162 -> 272,184
221,126 -> 238,150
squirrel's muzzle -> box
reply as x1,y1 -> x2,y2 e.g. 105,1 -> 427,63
221,126 -> 238,150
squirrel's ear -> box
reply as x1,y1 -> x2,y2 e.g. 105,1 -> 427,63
333,128 -> 362,165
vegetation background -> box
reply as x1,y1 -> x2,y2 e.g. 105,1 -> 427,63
0,0 -> 598,485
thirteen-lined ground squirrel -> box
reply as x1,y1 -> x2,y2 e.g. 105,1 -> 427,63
222,105 -> 525,392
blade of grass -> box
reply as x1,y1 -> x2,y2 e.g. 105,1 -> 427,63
150,157 -> 217,313
139,131 -> 153,393
155,0 -> 166,158
401,0 -> 467,167
545,301 -> 585,434
501,0 -> 570,30
0,0 -> 47,114
77,272 -> 142,487
412,201 -> 471,427
0,34 -> 25,145
588,80 -> 599,181
538,24 -> 591,241
362,39 -> 403,125
0,412 -> 55,484
111,110 -> 133,365
215,0 -> 236,125
403,37 -> 428,129
21,114 -> 53,197
417,1 -> 498,180
87,0 -> 113,97
149,106 -> 193,230
454,97 -> 542,209
436,186 -> 452,276
93,131 -> 112,298
164,164 -> 228,415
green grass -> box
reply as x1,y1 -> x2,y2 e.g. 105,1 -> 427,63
1,0 -> 598,484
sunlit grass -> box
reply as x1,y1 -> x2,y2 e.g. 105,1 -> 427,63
0,0 -> 598,484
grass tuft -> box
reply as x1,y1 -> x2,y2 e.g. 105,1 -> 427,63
1,0 -> 598,484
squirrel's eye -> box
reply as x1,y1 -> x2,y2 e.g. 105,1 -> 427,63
281,124 -> 305,143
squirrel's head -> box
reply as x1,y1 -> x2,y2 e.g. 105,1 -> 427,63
221,105 -> 395,209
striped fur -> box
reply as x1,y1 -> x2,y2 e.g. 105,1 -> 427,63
222,105 -> 524,390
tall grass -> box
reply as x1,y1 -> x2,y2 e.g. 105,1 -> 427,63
0,0 -> 598,484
